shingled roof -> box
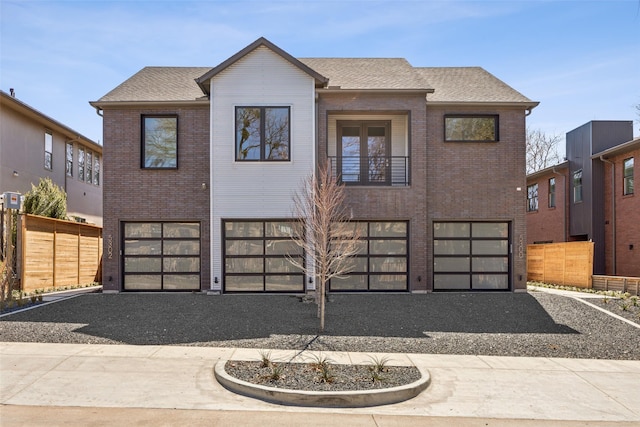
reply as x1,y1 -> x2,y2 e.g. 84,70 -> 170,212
418,67 -> 534,104
299,58 -> 430,90
93,46 -> 535,106
96,67 -> 210,103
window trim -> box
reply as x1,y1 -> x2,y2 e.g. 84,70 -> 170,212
141,114 -> 179,169
623,157 -> 634,196
93,154 -> 100,186
573,169 -> 583,203
336,120 -> 392,186
65,142 -> 73,177
444,114 -> 499,142
548,177 -> 556,208
44,131 -> 53,170
78,147 -> 85,181
235,106 -> 291,162
527,183 -> 539,212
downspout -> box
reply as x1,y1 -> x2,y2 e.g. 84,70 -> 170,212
599,155 -> 616,275
552,167 -> 567,242
94,107 -> 103,117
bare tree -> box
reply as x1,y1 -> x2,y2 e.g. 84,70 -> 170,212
526,128 -> 562,174
289,163 -> 361,332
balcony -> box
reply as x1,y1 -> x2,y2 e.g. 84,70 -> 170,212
328,156 -> 410,186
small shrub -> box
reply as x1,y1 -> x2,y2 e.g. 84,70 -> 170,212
367,355 -> 392,383
619,301 -> 630,311
367,355 -> 390,373
269,363 -> 283,381
308,353 -> 334,383
258,350 -> 272,368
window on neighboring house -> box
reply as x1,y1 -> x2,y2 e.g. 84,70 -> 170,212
527,184 -> 538,212
86,151 -> 93,184
548,177 -> 556,207
44,131 -> 53,170
235,107 -> 290,161
66,142 -> 73,177
444,115 -> 498,142
142,115 -> 178,168
78,147 -> 85,181
336,121 -> 392,185
94,155 -> 100,185
573,169 -> 583,203
623,157 -> 634,195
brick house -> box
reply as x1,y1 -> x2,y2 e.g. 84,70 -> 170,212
91,37 -> 537,293
1,90 -> 103,226
526,121 -> 639,277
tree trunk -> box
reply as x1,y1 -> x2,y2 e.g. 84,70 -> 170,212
319,279 -> 325,332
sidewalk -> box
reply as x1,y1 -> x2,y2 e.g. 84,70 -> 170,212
2,341 -> 639,426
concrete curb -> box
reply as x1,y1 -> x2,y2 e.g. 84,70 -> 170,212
214,359 -> 431,407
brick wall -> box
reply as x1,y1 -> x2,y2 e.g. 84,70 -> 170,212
101,105 -> 210,291
526,166 -> 569,245
603,148 -> 640,276
318,95 -> 529,291
317,92 -> 429,291
426,105 -> 528,291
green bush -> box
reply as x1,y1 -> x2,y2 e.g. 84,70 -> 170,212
22,177 -> 68,220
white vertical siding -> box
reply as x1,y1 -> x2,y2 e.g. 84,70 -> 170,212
208,46 -> 317,290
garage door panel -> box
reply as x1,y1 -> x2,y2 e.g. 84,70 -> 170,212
122,221 -> 201,291
434,222 -> 510,291
330,221 -> 408,292
223,220 -> 305,293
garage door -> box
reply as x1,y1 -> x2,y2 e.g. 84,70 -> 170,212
330,221 -> 408,292
223,220 -> 305,292
433,222 -> 510,291
122,222 -> 201,291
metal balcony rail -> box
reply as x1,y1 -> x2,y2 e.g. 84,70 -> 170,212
328,156 -> 410,186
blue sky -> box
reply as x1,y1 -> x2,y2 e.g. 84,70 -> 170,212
1,0 -> 639,155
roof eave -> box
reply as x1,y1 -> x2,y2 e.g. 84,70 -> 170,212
2,91 -> 101,149
591,137 -> 640,159
89,99 -> 210,109
426,100 -> 540,109
526,161 -> 569,180
317,88 -> 435,94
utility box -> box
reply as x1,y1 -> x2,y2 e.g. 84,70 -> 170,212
3,192 -> 22,210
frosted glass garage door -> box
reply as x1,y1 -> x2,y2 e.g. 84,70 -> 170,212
123,222 -> 200,291
433,222 -> 510,291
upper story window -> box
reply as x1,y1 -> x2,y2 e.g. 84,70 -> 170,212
86,151 -> 93,184
623,157 -> 634,195
335,121 -> 395,185
235,107 -> 290,161
573,169 -> 583,203
44,131 -> 53,170
78,147 -> 85,181
527,183 -> 538,212
548,177 -> 556,208
94,154 -> 101,186
142,115 -> 178,169
66,142 -> 73,177
444,115 -> 498,142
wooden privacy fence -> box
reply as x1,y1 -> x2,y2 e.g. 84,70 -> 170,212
19,214 -> 102,292
527,241 -> 594,288
592,275 -> 640,296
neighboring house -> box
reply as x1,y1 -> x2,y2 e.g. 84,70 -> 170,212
0,90 -> 103,226
526,120 -> 639,277
91,37 -> 537,294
